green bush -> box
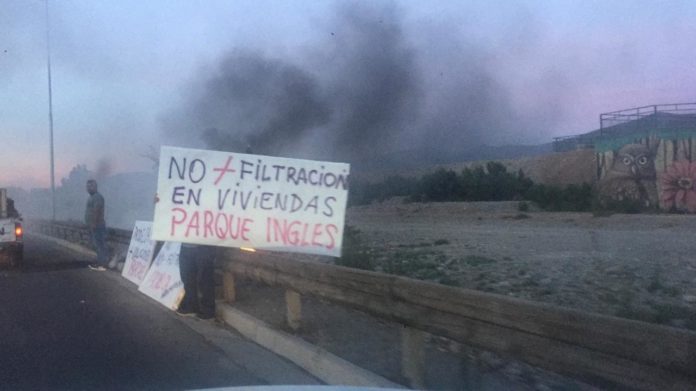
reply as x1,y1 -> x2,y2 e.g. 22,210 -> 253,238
349,162 -> 597,212
348,175 -> 418,206
524,183 -> 593,212
335,226 -> 375,270
594,197 -> 645,214
416,168 -> 462,202
517,201 -> 530,212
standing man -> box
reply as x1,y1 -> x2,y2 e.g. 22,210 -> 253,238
85,179 -> 108,271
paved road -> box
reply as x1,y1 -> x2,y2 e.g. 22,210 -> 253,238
0,235 -> 318,390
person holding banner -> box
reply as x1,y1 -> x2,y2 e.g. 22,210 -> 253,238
176,244 -> 216,320
85,179 -> 109,271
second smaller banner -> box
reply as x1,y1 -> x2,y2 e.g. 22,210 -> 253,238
138,241 -> 184,310
121,221 -> 157,285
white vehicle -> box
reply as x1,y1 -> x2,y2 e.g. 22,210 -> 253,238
0,189 -> 23,268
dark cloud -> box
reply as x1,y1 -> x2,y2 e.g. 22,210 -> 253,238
162,2 -> 421,162
164,49 -> 329,155
161,1 -> 555,166
317,2 -> 422,159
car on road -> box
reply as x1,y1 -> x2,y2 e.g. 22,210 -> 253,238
0,189 -> 23,268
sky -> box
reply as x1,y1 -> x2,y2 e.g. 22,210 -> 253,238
2,0 -> 695,189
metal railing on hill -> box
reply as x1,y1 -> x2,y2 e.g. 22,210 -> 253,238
600,103 -> 696,130
29,219 -> 696,390
553,103 -> 696,152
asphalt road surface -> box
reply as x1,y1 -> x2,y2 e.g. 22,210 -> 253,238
0,235 -> 318,390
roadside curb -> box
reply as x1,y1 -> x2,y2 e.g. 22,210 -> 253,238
217,303 -> 405,389
30,232 -> 96,257
30,232 -> 124,270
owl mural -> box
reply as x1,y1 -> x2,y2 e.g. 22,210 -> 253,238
597,143 -> 659,207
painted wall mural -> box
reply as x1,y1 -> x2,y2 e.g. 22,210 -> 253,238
660,160 -> 696,212
596,137 -> 696,212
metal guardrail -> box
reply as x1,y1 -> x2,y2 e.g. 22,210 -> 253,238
30,219 -> 696,390
28,219 -> 132,256
223,249 -> 696,390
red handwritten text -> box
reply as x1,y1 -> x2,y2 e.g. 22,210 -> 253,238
171,208 -> 253,241
127,259 -> 149,281
148,271 -> 172,291
265,217 -> 337,249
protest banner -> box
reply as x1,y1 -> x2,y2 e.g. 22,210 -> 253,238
121,221 -> 157,285
138,241 -> 184,309
151,146 -> 350,257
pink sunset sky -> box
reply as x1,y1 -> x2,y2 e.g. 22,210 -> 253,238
2,0 -> 695,189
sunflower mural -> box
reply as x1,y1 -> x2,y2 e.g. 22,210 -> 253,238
660,160 -> 696,212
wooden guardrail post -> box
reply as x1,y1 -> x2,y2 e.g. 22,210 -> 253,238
401,326 -> 426,389
223,271 -> 237,303
285,289 -> 302,331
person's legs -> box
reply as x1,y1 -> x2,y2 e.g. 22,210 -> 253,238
89,230 -> 98,262
197,246 -> 216,318
178,246 -> 199,314
92,224 -> 109,267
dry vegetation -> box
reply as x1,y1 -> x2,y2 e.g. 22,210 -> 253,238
342,201 -> 696,330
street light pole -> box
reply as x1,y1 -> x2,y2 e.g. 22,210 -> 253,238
45,0 -> 56,221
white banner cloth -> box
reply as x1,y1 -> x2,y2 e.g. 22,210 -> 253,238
138,241 -> 184,310
152,146 -> 349,257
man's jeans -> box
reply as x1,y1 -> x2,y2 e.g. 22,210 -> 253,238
178,245 -> 216,317
90,224 -> 109,266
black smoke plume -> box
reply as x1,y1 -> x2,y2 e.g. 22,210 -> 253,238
161,1 -> 546,167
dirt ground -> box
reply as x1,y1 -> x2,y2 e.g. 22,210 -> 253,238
344,201 -> 696,330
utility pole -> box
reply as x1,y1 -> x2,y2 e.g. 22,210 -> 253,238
45,0 -> 56,221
